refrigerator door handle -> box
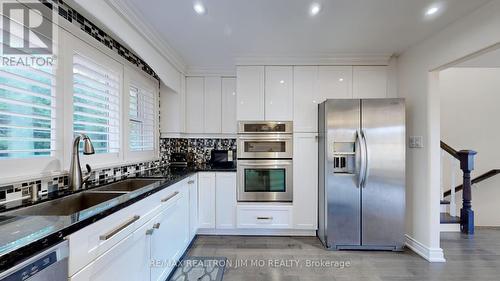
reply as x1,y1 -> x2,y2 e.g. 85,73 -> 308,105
361,129 -> 369,188
355,130 -> 364,188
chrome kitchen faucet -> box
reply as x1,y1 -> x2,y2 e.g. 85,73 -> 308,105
69,134 -> 95,191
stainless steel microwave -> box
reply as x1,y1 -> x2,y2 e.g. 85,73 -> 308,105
237,134 -> 293,159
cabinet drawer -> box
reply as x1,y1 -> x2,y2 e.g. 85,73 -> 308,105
68,182 -> 185,276
237,205 -> 292,229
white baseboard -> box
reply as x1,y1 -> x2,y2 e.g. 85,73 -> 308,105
197,228 -> 317,236
405,235 -> 446,262
440,223 -> 460,232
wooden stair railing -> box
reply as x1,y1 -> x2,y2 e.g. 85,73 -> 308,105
443,169 -> 500,197
440,141 -> 477,234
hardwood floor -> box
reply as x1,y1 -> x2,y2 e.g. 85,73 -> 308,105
186,229 -> 500,281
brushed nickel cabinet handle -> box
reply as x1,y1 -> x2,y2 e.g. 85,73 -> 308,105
161,191 -> 179,202
256,217 -> 273,220
99,215 -> 140,241
188,180 -> 195,184
153,223 -> 161,229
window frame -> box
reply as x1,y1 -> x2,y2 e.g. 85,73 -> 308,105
62,30 -> 124,170
0,16 -> 64,182
123,67 -> 159,162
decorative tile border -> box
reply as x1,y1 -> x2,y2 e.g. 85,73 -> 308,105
0,137 -> 237,204
0,159 -> 166,204
41,0 -> 159,81
160,138 -> 237,164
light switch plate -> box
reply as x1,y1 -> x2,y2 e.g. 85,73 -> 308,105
409,136 -> 424,148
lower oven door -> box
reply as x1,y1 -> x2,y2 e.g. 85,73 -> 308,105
237,159 -> 293,202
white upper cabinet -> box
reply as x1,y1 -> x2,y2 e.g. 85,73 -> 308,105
237,66 -> 265,121
293,66 -> 319,132
265,66 -> 293,121
185,77 -> 204,134
159,78 -> 185,134
221,77 -> 237,134
318,66 -> 353,99
204,77 -> 222,133
353,66 -> 388,98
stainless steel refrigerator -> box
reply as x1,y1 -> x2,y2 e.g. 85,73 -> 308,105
318,99 -> 406,251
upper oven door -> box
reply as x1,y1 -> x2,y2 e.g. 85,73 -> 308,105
238,121 -> 292,134
237,134 -> 293,159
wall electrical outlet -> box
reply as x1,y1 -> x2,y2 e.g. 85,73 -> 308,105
409,136 -> 424,148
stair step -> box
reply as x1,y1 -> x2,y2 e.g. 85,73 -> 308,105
440,200 -> 450,205
440,213 -> 461,224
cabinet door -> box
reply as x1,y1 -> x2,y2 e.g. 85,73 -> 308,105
159,78 -> 185,134
293,66 -> 319,132
150,190 -> 190,281
188,176 -> 199,238
236,66 -> 265,121
293,133 -> 318,230
353,66 -> 387,98
215,172 -> 237,229
69,220 -> 151,281
204,77 -> 222,133
185,77 -> 204,133
265,66 -> 293,121
221,77 -> 237,134
318,66 -> 353,99
198,172 -> 216,228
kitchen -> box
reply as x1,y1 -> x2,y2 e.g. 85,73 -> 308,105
1,0 -> 500,281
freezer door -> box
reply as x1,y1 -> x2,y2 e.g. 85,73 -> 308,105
361,98 -> 405,249
324,99 -> 362,248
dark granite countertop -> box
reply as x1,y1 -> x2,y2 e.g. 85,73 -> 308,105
0,165 -> 236,272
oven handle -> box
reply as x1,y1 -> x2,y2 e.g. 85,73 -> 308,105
237,135 -> 293,140
237,162 -> 293,167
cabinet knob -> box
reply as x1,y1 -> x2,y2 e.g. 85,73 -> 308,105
146,229 -> 154,236
153,223 -> 161,229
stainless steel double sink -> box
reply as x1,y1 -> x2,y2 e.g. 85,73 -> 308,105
5,179 -> 162,216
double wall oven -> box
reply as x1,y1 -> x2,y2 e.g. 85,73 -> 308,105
237,121 -> 293,202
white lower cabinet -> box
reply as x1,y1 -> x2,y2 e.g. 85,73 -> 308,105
215,172 -> 237,229
188,175 -> 199,239
198,172 -> 237,230
150,189 -> 189,281
69,179 -> 192,281
236,204 -> 293,229
198,172 -> 216,228
69,214 -> 152,281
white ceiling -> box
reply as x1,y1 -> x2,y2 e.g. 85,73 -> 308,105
120,0 -> 491,70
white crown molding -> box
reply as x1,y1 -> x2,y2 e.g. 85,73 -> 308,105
186,66 -> 236,77
105,0 -> 187,73
235,54 -> 393,66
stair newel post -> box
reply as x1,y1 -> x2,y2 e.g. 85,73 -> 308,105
457,150 -> 477,235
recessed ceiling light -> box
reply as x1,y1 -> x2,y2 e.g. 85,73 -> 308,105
426,6 -> 439,16
309,3 -> 321,16
339,78 -> 344,82
280,80 -> 285,84
193,2 -> 206,15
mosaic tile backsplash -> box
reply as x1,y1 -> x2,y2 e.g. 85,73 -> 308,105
0,138 -> 236,205
160,138 -> 237,164
0,160 -> 166,205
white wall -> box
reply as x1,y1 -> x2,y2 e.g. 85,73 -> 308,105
398,0 -> 500,262
440,67 -> 500,226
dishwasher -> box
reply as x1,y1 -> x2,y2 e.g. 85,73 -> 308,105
0,241 -> 68,281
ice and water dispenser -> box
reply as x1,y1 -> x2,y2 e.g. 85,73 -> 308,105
332,142 -> 356,174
